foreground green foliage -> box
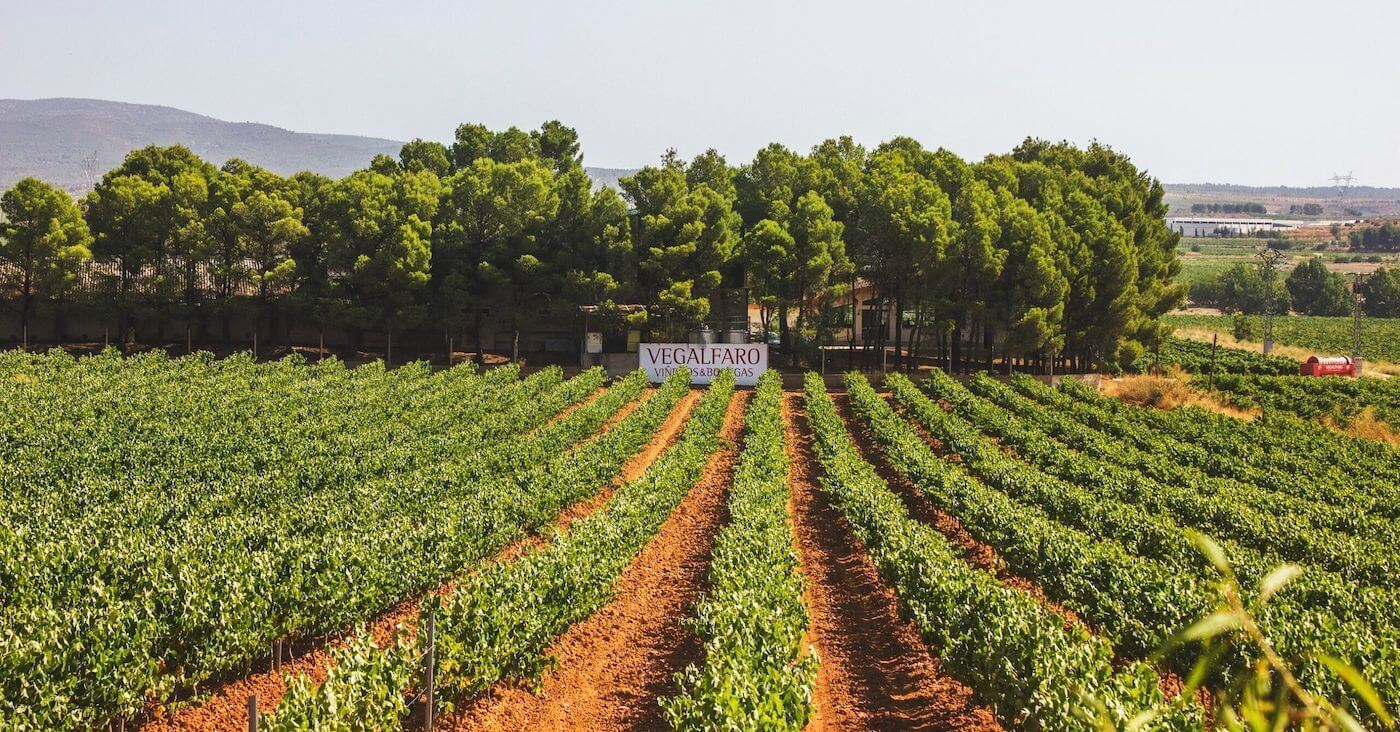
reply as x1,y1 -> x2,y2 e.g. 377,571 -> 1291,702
1159,534 -> 1396,732
663,370 -> 816,730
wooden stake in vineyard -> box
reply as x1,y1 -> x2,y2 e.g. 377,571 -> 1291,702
423,612 -> 436,731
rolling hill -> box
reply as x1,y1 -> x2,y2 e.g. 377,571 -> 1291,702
0,98 -> 638,194
0,98 -> 406,193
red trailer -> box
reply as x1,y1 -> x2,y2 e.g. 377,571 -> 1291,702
1299,355 -> 1355,377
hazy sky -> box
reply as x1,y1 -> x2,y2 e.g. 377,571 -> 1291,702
3,0 -> 1398,186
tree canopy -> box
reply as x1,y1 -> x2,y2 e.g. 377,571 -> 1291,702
2,128 -> 1193,371
0,178 -> 93,335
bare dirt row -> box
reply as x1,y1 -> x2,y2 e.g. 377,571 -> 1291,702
443,391 -> 748,731
785,393 -> 1001,731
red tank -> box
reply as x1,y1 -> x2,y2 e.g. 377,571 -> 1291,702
1299,356 -> 1355,377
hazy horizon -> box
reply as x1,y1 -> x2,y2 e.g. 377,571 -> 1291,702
3,0 -> 1398,187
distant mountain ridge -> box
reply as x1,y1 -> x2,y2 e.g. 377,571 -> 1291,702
0,98 -> 637,193
0,98 -> 406,192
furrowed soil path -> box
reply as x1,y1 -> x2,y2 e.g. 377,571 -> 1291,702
139,387 -> 675,732
444,390 -> 748,732
785,393 -> 1001,732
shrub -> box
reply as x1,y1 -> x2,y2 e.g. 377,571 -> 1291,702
1232,314 -> 1255,341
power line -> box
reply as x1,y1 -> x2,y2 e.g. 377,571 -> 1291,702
1255,248 -> 1287,355
1352,273 -> 1366,377
1330,171 -> 1355,214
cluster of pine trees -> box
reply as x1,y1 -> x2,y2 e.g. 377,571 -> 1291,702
1,122 -> 1184,370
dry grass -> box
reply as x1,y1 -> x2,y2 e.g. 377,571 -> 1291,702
1171,327 -> 1400,378
1099,367 -> 1257,420
1323,407 -> 1400,448
1104,363 -> 1400,445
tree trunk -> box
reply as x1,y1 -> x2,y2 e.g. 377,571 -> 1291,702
908,304 -> 924,371
892,293 -> 904,372
847,272 -> 857,371
118,265 -> 132,350
19,280 -> 33,347
951,314 -> 963,374
876,297 -> 888,373
472,305 -> 485,366
793,301 -> 807,369
777,303 -> 791,366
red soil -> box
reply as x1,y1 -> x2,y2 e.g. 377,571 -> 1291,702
139,591 -> 434,731
785,394 -> 1002,731
443,391 -> 748,731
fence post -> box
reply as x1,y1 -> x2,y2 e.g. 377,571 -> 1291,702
424,612 -> 436,731
247,694 -> 258,732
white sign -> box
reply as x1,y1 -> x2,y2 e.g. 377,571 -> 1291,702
639,343 -> 768,386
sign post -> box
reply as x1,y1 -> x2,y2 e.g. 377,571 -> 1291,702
638,343 -> 768,386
